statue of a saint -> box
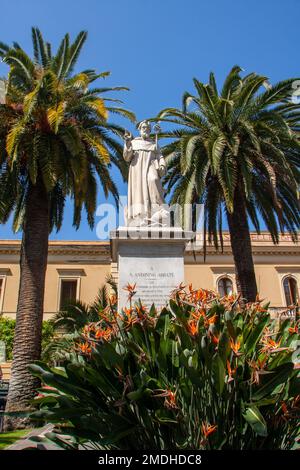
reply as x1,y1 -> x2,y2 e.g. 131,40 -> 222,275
123,120 -> 169,226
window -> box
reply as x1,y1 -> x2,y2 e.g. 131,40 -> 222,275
217,277 -> 233,296
283,276 -> 299,306
59,279 -> 78,311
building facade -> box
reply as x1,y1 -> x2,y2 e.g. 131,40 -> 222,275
0,232 -> 299,320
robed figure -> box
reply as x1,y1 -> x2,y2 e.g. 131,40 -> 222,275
123,120 -> 168,226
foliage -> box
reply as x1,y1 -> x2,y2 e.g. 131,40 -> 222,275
0,318 -> 15,361
30,286 -> 300,450
0,318 -> 54,360
0,28 -> 135,231
155,66 -> 300,248
41,333 -> 82,365
42,277 -> 118,364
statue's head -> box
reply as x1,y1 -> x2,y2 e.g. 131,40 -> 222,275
138,120 -> 151,139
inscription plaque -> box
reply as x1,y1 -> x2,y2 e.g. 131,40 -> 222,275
118,242 -> 185,310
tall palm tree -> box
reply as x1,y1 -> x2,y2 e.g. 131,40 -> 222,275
0,28 -> 134,429
155,66 -> 300,301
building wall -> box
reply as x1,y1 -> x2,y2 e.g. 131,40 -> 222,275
0,241 -> 112,320
0,263 -> 19,315
1,263 -> 112,320
43,264 -> 111,320
0,235 -> 299,320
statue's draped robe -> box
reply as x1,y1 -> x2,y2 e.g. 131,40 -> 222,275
123,137 -> 166,223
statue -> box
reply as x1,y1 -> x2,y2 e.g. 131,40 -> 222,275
123,120 -> 169,226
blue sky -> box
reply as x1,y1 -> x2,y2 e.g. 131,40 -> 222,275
0,0 -> 299,240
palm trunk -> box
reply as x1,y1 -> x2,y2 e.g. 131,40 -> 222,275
4,178 -> 49,430
226,184 -> 258,302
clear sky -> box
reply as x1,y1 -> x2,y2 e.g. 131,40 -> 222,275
0,0 -> 299,240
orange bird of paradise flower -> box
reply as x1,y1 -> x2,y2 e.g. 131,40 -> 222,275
153,389 -> 178,409
123,283 -> 137,301
230,338 -> 242,356
201,422 -> 217,438
187,319 -> 198,336
288,323 -> 299,335
227,360 -> 237,382
78,341 -> 92,355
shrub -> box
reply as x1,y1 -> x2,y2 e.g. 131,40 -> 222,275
0,318 -> 15,361
30,287 -> 300,450
0,318 -> 55,360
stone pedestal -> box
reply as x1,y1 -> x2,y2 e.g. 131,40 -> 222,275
110,227 -> 194,311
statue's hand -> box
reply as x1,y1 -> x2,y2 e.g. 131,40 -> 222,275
124,130 -> 133,146
158,165 -> 166,177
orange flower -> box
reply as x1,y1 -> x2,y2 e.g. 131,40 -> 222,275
165,390 -> 177,409
187,319 -> 198,336
109,294 -> 117,306
192,308 -> 206,320
123,283 -> 137,301
136,304 -> 147,320
78,341 -> 92,355
211,334 -> 220,345
260,337 -> 281,353
95,326 -> 113,341
225,294 -> 236,303
256,305 -> 268,313
201,422 -> 217,438
177,282 -> 186,291
281,402 -> 288,414
98,310 -> 116,324
123,307 -> 138,329
288,323 -> 299,334
171,282 -> 186,300
153,388 -> 178,409
227,360 -> 237,382
194,289 -> 208,302
204,313 -> 217,328
124,307 -> 133,315
230,338 -> 241,355
124,282 -> 136,293
248,356 -> 268,385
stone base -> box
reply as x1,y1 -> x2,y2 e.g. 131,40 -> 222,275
110,227 -> 194,311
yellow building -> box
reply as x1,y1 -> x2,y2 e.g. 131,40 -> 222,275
0,231 -> 299,320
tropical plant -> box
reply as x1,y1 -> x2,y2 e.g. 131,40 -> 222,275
42,277 -> 118,364
29,286 -> 300,450
154,66 -> 300,301
41,333 -> 82,366
0,28 -> 134,429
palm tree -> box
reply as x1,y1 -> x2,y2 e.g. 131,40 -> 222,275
155,66 -> 300,301
0,28 -> 134,429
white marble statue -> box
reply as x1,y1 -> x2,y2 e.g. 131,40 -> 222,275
123,120 -> 169,226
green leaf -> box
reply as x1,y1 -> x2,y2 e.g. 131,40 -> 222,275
212,353 -> 225,395
252,362 -> 294,400
218,331 -> 230,364
243,405 -> 268,437
244,316 -> 269,354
